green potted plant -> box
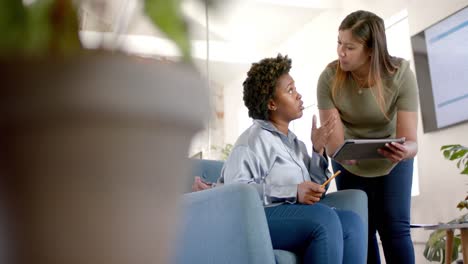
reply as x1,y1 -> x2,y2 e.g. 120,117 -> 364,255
211,143 -> 233,160
424,144 -> 468,263
0,1 -> 213,263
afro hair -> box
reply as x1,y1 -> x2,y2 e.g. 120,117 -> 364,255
242,54 -> 292,120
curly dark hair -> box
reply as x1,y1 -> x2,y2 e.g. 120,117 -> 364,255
243,54 -> 292,120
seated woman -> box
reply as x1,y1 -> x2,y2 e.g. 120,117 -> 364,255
214,54 -> 366,264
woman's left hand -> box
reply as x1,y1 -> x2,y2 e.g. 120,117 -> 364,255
192,176 -> 213,192
378,141 -> 409,163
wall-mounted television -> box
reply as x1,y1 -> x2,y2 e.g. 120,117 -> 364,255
411,5 -> 468,133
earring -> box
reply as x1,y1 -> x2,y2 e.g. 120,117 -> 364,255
272,107 -> 277,111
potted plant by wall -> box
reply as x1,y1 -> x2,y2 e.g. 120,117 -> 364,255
0,0 -> 212,263
424,144 -> 468,263
211,143 -> 233,160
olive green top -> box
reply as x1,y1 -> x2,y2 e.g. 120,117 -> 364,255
317,59 -> 418,177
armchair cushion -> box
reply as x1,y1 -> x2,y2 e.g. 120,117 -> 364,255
175,184 -> 276,264
191,159 -> 224,184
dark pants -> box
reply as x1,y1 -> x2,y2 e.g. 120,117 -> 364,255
333,159 -> 415,264
265,203 -> 366,264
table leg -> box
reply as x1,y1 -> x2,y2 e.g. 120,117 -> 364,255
446,229 -> 454,264
461,228 -> 468,264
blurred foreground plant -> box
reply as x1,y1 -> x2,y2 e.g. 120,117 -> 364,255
0,0 -> 215,61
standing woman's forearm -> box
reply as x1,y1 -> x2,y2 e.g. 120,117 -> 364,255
402,140 -> 418,159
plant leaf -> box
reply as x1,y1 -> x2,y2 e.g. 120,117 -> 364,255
144,0 -> 191,62
23,0 -> 53,55
441,144 -> 459,150
0,0 -> 27,55
443,150 -> 451,159
450,237 -> 461,262
424,228 -> 462,263
450,149 -> 468,160
462,167 -> 468,175
424,238 -> 444,262
457,200 -> 468,210
23,0 -> 81,56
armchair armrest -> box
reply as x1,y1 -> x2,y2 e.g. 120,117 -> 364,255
321,190 -> 368,226
174,184 -> 276,264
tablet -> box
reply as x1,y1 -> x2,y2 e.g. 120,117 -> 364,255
331,138 -> 406,160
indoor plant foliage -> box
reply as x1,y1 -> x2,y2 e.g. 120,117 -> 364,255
211,143 -> 233,160
442,144 -> 468,210
424,144 -> 468,263
0,0 -> 214,59
0,0 -> 212,263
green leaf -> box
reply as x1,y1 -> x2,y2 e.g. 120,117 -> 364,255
443,150 -> 451,159
463,156 -> 468,165
0,0 -> 27,55
424,238 -> 444,262
457,200 -> 468,210
441,144 -> 459,150
450,237 -> 461,262
23,0 -> 54,55
462,167 -> 468,175
428,229 -> 447,245
424,227 -> 462,263
449,149 -> 468,160
144,0 -> 191,62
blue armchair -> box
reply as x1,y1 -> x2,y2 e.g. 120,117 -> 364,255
174,159 -> 368,264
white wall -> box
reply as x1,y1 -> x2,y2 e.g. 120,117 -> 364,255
408,0 -> 468,35
271,9 -> 343,108
223,73 -> 250,145
407,0 -> 468,247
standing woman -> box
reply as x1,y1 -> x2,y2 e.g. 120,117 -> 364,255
317,10 -> 419,264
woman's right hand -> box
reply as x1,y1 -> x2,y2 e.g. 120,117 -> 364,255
297,181 -> 325,205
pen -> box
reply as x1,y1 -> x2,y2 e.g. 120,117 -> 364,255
321,170 -> 341,188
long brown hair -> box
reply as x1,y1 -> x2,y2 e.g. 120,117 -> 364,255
331,10 -> 401,119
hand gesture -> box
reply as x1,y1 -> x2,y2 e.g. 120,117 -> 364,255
191,176 -> 213,192
378,138 -> 409,163
297,181 -> 325,205
311,114 -> 336,154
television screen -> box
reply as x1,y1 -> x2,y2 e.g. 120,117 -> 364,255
411,6 -> 468,133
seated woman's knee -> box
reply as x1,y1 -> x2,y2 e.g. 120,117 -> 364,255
299,204 -> 342,232
336,210 -> 365,238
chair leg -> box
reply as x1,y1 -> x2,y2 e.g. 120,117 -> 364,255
460,228 -> 468,264
445,229 -> 453,264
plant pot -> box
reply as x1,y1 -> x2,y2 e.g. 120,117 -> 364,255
0,53 -> 209,264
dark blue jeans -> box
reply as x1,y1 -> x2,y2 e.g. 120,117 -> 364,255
333,159 -> 415,264
265,203 -> 366,264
